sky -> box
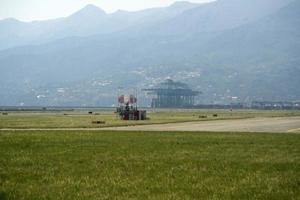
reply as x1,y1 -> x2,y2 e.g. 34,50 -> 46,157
0,0 -> 214,22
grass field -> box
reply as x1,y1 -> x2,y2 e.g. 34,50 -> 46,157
1,130 -> 299,199
1,110 -> 300,129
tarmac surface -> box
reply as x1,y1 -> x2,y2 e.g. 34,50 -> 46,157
103,117 -> 300,133
1,117 -> 299,133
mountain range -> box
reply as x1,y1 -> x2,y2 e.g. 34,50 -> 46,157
0,0 -> 299,106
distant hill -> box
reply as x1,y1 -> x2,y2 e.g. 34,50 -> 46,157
0,0 -> 298,106
0,2 -> 200,50
195,0 -> 300,101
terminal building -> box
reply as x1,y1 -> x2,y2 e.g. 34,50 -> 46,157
143,79 -> 200,108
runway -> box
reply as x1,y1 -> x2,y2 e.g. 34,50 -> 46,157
103,117 -> 300,133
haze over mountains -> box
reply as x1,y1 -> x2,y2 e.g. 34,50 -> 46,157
0,0 -> 299,106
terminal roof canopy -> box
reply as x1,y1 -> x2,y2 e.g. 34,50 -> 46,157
143,79 -> 200,96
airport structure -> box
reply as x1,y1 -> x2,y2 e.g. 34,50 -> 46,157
251,101 -> 300,110
143,79 -> 200,108
116,94 -> 147,120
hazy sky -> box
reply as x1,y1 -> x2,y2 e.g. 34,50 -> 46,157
0,0 -> 214,22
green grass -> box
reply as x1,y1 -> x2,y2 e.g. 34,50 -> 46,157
0,130 -> 300,199
0,110 -> 299,129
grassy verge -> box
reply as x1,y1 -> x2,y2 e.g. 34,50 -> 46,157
0,110 -> 299,129
0,130 -> 299,199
